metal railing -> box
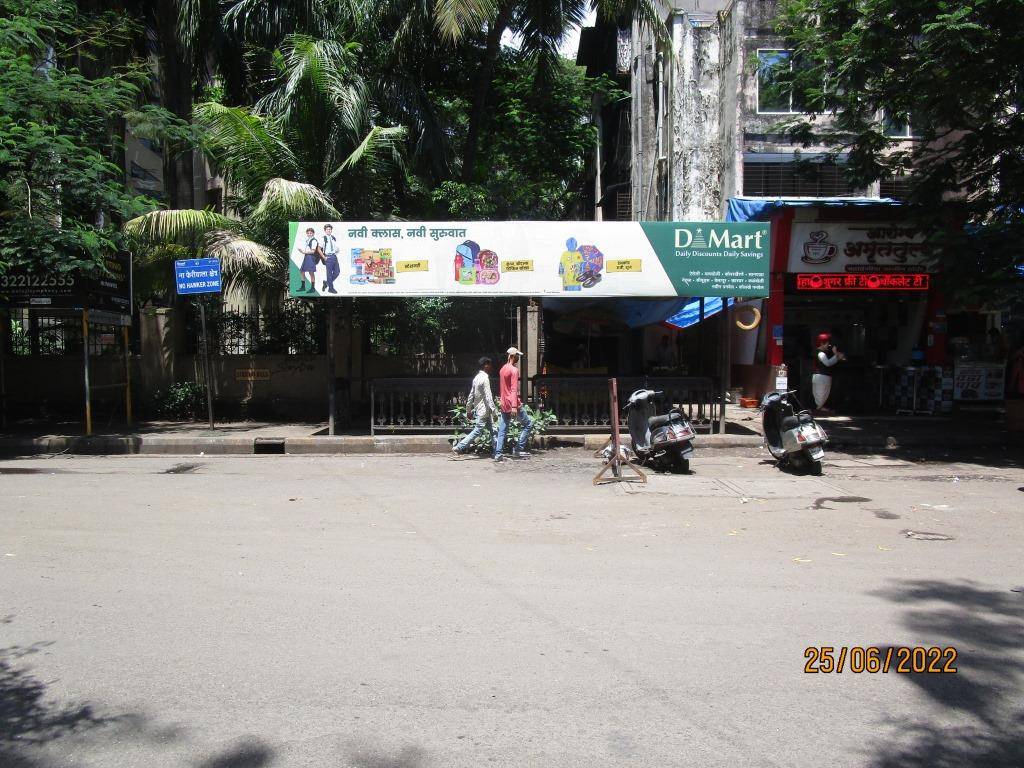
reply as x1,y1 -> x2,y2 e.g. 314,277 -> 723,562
369,375 -> 721,435
534,375 -> 720,432
371,378 -> 481,433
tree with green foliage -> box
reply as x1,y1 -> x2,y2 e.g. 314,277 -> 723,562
431,52 -> 626,219
775,0 -> 1024,301
125,34 -> 405,299
0,0 -> 171,280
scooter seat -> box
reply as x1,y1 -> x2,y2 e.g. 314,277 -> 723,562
780,415 -> 800,431
648,412 -> 682,429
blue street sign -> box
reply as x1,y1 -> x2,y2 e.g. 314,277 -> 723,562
175,258 -> 222,295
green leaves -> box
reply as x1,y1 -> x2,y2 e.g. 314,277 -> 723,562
775,0 -> 1024,299
0,0 -> 175,279
434,0 -> 498,42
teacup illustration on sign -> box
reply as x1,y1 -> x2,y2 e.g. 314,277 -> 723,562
802,231 -> 837,265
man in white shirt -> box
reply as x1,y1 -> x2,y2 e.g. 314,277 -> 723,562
452,357 -> 497,454
321,224 -> 340,294
812,332 -> 844,412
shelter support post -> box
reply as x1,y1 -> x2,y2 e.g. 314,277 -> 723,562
719,302 -> 731,434
519,299 -> 529,405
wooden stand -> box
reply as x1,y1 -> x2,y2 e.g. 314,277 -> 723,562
593,377 -> 646,485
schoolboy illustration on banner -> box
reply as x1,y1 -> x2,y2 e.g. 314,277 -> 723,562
559,238 -> 604,291
453,240 -> 500,286
321,224 -> 340,294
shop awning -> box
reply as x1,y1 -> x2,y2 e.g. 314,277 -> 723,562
726,196 -> 900,223
663,297 -> 735,330
542,297 -> 691,329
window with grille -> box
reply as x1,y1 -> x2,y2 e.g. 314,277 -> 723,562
880,174 -> 915,200
743,161 -> 858,197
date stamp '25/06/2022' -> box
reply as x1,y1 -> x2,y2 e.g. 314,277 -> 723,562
804,646 -> 958,674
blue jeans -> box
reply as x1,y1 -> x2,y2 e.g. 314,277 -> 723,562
495,406 -> 533,457
455,413 -> 492,453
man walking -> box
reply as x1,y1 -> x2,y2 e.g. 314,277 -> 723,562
452,357 -> 497,454
321,224 -> 340,294
495,347 -> 533,462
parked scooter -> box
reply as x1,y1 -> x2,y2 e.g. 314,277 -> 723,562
624,389 -> 696,473
760,389 -> 828,473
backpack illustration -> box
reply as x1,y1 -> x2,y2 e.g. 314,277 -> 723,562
454,240 -> 500,285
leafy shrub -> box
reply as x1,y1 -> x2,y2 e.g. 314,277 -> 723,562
450,404 -> 558,454
151,381 -> 206,420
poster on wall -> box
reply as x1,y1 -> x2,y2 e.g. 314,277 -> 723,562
788,223 -> 934,274
953,362 -> 1006,401
287,221 -> 771,298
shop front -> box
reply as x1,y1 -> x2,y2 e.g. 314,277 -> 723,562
724,198 -> 962,413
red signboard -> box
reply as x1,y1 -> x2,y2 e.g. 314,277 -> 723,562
796,273 -> 930,291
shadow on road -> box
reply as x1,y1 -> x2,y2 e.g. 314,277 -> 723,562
865,580 -> 1024,767
0,633 -> 276,768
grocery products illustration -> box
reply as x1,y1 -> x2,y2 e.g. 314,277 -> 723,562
559,238 -> 604,291
453,240 -> 500,286
350,248 -> 396,285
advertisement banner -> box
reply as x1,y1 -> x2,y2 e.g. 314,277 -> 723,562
953,362 -> 1006,401
0,251 -> 131,312
288,221 -> 770,298
787,223 -> 934,274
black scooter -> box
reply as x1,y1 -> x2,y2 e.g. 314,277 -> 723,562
624,389 -> 696,473
760,389 -> 827,474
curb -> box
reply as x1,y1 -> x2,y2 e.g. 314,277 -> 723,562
0,431 -> 1018,457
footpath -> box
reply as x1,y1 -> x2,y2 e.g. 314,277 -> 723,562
0,407 -> 1018,456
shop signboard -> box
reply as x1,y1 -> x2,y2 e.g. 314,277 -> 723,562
0,251 -> 132,313
953,362 -> 1005,401
796,273 -> 930,291
788,223 -> 934,274
288,221 -> 771,298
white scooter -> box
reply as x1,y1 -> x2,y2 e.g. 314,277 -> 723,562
760,389 -> 828,474
624,389 -> 696,473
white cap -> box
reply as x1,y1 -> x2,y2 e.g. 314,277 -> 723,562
506,346 -> 523,356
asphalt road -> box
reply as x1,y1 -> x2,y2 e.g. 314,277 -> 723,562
2,449 -> 1022,768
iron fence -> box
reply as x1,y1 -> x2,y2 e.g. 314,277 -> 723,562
369,375 -> 721,435
5,308 -> 127,357
184,301 -> 326,355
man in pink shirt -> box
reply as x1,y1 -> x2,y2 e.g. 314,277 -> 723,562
495,347 -> 533,461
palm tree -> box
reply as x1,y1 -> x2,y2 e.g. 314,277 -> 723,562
125,34 -> 405,300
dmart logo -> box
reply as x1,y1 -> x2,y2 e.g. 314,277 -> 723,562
675,227 -> 765,250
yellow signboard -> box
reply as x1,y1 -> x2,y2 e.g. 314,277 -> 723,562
235,368 -> 271,382
607,259 -> 642,273
397,260 -> 429,272
501,260 -> 534,272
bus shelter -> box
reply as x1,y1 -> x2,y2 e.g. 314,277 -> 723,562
286,220 -> 771,435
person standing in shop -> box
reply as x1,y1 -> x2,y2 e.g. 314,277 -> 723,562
495,347 -> 533,462
812,332 -> 844,413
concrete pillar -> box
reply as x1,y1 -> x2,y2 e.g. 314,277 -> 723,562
139,306 -> 177,399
